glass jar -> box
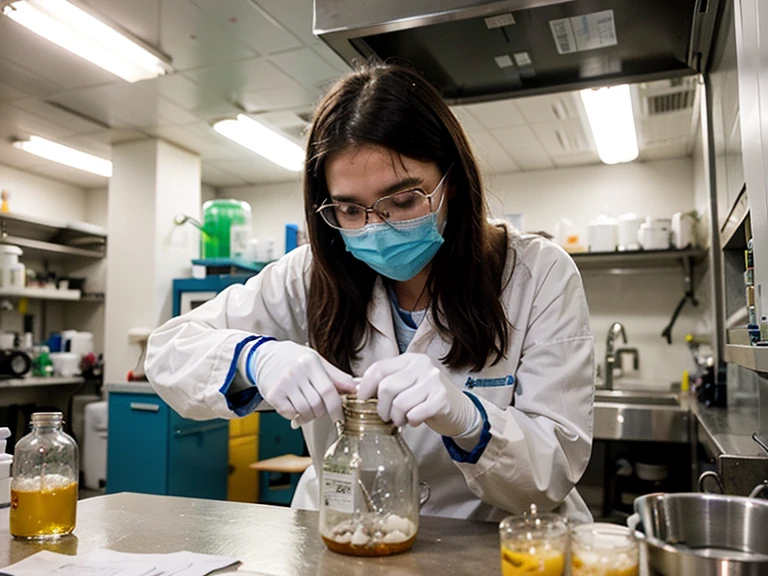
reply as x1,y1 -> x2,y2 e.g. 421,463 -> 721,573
571,523 -> 639,576
499,506 -> 568,576
10,412 -> 78,539
319,396 -> 420,557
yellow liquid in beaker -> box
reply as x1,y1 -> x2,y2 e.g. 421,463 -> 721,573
501,546 -> 565,576
10,479 -> 77,539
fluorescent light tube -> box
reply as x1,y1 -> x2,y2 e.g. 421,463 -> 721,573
14,136 -> 113,177
580,84 -> 639,165
213,114 -> 305,172
2,0 -> 170,82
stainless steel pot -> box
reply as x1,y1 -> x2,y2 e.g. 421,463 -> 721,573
629,493 -> 768,575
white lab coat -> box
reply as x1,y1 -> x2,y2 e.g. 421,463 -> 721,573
146,227 -> 595,522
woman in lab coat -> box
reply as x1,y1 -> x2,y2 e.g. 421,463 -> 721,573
146,63 -> 595,522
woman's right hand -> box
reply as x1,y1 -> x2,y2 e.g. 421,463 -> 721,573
251,341 -> 357,426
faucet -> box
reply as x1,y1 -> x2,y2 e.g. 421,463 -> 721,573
605,322 -> 627,390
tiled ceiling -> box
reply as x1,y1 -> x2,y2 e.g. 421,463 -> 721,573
0,0 -> 700,190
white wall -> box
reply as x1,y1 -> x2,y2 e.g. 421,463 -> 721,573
201,183 -> 217,205
221,178 -> 304,256
85,188 -> 108,228
0,164 -> 87,222
489,158 -> 696,238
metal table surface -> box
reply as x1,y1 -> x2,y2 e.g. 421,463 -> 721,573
691,400 -> 766,458
0,492 -> 501,576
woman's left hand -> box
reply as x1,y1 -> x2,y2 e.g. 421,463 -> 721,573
357,353 -> 479,437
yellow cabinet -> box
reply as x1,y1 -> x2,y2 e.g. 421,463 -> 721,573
228,435 -> 259,503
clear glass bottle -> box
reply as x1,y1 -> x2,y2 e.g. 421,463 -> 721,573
571,523 -> 639,576
499,505 -> 569,576
320,396 -> 420,557
10,412 -> 78,539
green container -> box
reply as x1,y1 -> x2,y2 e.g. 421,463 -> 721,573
201,199 -> 252,259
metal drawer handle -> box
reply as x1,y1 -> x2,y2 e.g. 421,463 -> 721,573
130,402 -> 160,412
174,423 -> 228,437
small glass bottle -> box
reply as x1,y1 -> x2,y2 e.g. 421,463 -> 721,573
571,523 -> 639,576
10,412 -> 78,539
320,396 -> 420,557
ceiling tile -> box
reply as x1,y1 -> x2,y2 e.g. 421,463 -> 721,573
145,123 -> 254,161
450,106 -> 484,133
65,128 -> 147,144
0,18 -> 121,88
145,74 -> 240,120
490,125 -> 540,150
551,152 -> 601,167
159,0 -> 256,70
529,119 -> 593,157
469,131 -> 519,174
241,82 -> 320,113
82,0 -> 162,47
209,158 -> 299,184
12,100 -> 107,134
254,0 -> 317,47
55,135 -> 113,158
463,99 -> 526,129
0,103 -> 77,140
269,47 -> 344,89
0,57 -> 63,99
311,43 -> 352,74
506,147 -> 555,171
190,0 -> 302,55
201,163 -> 248,187
0,81 -> 28,102
639,143 -> 690,161
515,93 -> 581,124
184,58 -> 296,101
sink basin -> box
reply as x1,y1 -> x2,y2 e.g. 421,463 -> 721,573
594,388 -> 689,443
595,389 -> 680,406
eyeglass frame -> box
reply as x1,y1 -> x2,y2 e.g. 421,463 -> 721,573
315,166 -> 452,230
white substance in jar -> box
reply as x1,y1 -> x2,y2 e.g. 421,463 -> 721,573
328,513 -> 416,547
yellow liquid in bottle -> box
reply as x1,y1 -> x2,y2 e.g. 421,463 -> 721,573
10,480 -> 77,539
501,547 -> 565,576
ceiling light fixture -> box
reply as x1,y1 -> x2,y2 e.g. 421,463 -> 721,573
2,0 -> 171,83
213,114 -> 305,172
13,136 -> 113,177
580,84 -> 639,165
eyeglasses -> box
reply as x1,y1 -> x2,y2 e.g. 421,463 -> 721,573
316,168 -> 451,230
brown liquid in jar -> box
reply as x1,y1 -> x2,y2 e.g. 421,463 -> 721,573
322,534 -> 416,557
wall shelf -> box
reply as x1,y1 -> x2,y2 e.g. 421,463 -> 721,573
0,287 -> 82,301
5,236 -> 105,260
0,212 -> 106,259
724,344 -> 768,373
0,376 -> 85,389
571,248 -> 707,271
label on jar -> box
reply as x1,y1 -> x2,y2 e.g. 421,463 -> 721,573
323,471 -> 354,513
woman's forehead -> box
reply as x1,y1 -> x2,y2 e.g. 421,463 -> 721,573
325,145 -> 435,199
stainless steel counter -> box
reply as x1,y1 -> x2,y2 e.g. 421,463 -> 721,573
0,493 -> 501,575
104,382 -> 156,394
691,400 -> 765,458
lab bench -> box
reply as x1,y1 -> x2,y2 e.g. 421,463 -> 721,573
0,492 -> 501,576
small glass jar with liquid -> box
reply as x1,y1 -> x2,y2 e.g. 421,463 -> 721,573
499,506 -> 569,576
10,412 -> 78,539
571,523 -> 639,576
319,396 -> 420,557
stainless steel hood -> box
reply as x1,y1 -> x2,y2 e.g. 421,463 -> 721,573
314,0 -> 722,104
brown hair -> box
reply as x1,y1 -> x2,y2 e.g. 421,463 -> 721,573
304,62 -> 510,373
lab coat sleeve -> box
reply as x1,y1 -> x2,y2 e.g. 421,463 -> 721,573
145,245 -> 312,420
450,244 -> 595,514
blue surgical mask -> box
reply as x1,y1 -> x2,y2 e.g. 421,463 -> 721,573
339,213 -> 445,281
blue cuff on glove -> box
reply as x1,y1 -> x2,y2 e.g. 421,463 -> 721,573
219,335 -> 275,416
441,392 -> 492,464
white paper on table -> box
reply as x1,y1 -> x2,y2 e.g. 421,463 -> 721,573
0,549 -> 239,576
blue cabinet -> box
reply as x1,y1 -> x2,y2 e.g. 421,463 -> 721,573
107,392 -> 229,499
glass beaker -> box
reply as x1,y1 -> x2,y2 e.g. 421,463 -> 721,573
499,507 -> 568,576
571,523 -> 639,576
319,396 -> 420,556
10,412 -> 78,539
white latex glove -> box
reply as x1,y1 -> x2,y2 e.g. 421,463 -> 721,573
252,341 -> 357,427
357,353 -> 480,437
